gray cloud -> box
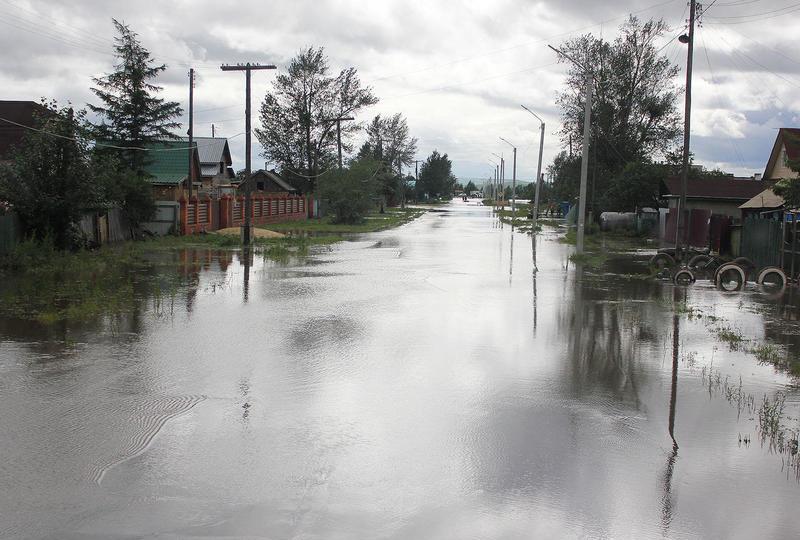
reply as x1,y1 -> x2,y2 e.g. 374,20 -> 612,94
1,0 -> 797,177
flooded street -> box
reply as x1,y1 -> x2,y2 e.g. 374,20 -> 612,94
2,200 -> 800,539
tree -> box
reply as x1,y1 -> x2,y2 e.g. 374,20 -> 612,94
319,159 -> 380,224
464,180 -> 477,194
356,113 -> 418,206
601,161 -> 663,211
417,150 -> 456,199
555,17 -> 681,210
256,47 -> 377,193
89,19 -> 182,176
0,102 -> 102,249
772,154 -> 800,209
548,150 -> 581,203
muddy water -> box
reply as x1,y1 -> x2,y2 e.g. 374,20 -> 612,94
1,200 -> 800,539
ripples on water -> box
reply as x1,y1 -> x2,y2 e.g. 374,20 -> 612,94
2,202 -> 800,538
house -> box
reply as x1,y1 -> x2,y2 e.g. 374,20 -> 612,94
739,128 -> 800,215
248,169 -> 298,194
661,175 -> 766,219
0,100 -> 48,163
141,140 -> 202,201
179,136 -> 235,192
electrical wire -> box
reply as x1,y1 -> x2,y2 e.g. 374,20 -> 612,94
368,0 -> 681,83
699,30 -> 746,168
704,0 -> 800,19
0,115 -> 243,151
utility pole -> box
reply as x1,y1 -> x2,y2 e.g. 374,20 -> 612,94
322,115 -> 355,170
549,44 -> 592,254
521,105 -> 545,226
187,68 -> 194,199
220,62 -> 277,245
576,73 -> 592,254
491,152 -> 503,207
677,0 -> 697,263
500,138 -> 517,224
413,159 -> 421,205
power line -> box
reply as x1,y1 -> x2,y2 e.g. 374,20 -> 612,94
0,115 -> 242,151
368,0 -> 681,84
704,0 -> 800,19
698,30 -> 746,167
705,4 -> 800,23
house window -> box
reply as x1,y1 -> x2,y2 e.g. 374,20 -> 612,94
783,147 -> 789,167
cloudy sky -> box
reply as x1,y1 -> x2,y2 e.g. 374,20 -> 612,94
2,0 -> 799,182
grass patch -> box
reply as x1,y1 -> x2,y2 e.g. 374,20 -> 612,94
0,232 -> 345,326
568,251 -> 608,268
714,325 -> 745,350
258,207 -> 425,234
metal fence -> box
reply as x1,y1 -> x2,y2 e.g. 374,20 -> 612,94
0,213 -> 19,255
741,216 -> 782,269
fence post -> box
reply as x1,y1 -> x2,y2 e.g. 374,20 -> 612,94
179,196 -> 188,235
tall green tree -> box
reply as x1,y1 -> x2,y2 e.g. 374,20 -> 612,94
89,19 -> 182,176
0,102 -> 102,249
417,151 -> 456,199
319,159 -> 380,224
256,47 -> 377,193
555,16 -> 681,211
356,113 -> 418,206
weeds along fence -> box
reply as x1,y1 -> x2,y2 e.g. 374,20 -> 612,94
0,213 -> 20,255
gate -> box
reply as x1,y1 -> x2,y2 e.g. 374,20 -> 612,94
741,216 -> 782,269
0,213 -> 19,255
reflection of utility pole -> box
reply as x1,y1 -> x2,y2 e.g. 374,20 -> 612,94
549,44 -> 592,255
677,0 -> 697,262
187,68 -> 194,199
220,62 -> 277,246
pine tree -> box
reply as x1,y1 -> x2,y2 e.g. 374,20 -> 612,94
89,19 -> 182,176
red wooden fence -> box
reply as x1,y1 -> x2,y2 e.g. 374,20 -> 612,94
180,193 -> 307,235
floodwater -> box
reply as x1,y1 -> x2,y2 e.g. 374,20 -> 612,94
2,200 -> 800,539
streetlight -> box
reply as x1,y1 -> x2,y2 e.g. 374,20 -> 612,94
491,152 -> 504,207
488,158 -> 499,202
548,44 -> 592,255
521,105 -> 545,227
499,137 -> 517,223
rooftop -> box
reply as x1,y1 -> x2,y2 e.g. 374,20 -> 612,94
662,176 -> 767,201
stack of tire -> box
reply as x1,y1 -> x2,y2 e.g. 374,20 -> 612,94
649,253 -> 788,293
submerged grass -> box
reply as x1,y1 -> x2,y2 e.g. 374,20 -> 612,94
260,207 -> 425,234
0,232 -> 345,326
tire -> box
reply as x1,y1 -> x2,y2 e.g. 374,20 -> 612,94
757,266 -> 787,292
715,263 -> 746,292
687,254 -> 712,271
673,268 -> 696,286
732,257 -> 756,278
650,252 -> 676,270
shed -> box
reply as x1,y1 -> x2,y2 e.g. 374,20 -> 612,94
248,170 -> 298,194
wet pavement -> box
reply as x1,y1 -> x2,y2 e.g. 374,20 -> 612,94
2,199 -> 800,539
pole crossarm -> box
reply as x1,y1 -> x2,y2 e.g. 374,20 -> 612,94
220,63 -> 277,71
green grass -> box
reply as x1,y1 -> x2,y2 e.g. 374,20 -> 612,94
568,251 -> 608,268
0,232 -> 346,326
258,207 -> 425,234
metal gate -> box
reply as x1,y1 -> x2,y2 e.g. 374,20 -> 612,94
741,216 -> 782,269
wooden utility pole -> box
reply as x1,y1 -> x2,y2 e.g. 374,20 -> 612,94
677,0 -> 697,262
220,62 -> 277,245
187,68 -> 194,199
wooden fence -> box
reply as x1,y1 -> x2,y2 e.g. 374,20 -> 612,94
180,193 -> 308,235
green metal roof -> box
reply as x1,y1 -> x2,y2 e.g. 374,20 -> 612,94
141,140 -> 199,185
